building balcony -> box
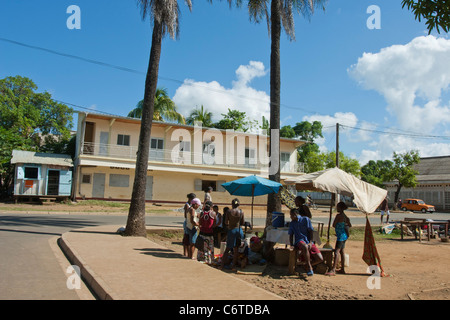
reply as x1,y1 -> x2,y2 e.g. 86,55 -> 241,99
80,142 -> 304,174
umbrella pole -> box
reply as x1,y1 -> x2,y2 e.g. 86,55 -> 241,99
251,185 -> 255,229
324,193 -> 335,249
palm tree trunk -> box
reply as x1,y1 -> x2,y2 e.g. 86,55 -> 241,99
125,20 -> 163,237
266,0 -> 282,228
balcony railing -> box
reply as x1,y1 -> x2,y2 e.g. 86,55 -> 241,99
81,142 -> 304,173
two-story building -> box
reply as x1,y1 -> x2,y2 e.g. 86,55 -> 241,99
73,111 -> 305,206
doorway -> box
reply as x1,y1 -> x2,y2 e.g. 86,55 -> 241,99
47,170 -> 60,196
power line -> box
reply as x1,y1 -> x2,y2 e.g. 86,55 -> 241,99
3,37 -> 450,141
339,124 -> 450,140
0,36 -> 324,116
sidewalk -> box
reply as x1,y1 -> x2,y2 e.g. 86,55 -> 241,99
59,225 -> 283,300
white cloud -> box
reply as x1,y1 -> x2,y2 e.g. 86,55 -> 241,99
348,35 -> 450,133
303,111 -> 374,144
172,61 -> 270,124
358,133 -> 450,166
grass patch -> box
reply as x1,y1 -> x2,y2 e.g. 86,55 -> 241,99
323,226 -> 402,243
71,200 -> 130,208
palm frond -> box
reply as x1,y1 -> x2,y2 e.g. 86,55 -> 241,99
136,0 -> 192,40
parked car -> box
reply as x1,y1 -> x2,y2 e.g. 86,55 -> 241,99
401,198 -> 435,213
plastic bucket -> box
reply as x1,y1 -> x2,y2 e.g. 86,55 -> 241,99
271,212 -> 285,228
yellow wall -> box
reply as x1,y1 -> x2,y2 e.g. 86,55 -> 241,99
77,166 -> 269,205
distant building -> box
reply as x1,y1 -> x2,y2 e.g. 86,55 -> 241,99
384,156 -> 450,210
73,111 -> 306,206
11,150 -> 73,202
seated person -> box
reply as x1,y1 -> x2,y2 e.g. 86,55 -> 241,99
288,209 -> 323,276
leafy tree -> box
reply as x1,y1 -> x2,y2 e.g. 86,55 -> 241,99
302,151 -> 361,177
385,150 -> 421,204
0,75 -> 73,195
402,0 -> 450,34
280,125 -> 296,138
128,88 -> 185,124
214,108 -> 257,132
361,160 -> 394,188
186,105 -> 213,127
293,121 -> 323,142
323,151 -> 361,177
260,116 -> 270,133
125,0 -> 192,237
293,121 -> 323,172
243,0 -> 327,226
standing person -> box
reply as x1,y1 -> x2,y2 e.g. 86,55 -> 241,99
220,199 -> 244,271
186,198 -> 201,259
380,197 -> 390,224
326,202 -> 352,276
307,194 -> 313,207
212,205 -> 224,246
197,201 -> 216,264
221,206 -> 230,244
295,196 -> 312,219
204,186 -> 213,204
183,193 -> 196,257
397,198 -> 403,210
288,209 -> 317,276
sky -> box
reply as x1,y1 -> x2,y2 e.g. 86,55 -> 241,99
1,0 -> 450,166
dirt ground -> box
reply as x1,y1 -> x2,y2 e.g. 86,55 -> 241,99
2,201 -> 450,300
147,229 -> 450,300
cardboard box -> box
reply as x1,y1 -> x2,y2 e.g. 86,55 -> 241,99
274,248 -> 290,266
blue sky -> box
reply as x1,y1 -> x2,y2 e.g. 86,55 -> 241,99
1,0 -> 450,166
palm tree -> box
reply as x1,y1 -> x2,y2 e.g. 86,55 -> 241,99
245,0 -> 327,227
186,105 -> 213,127
128,88 -> 186,124
125,0 -> 192,237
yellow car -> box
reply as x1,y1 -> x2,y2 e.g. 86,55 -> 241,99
401,198 -> 435,213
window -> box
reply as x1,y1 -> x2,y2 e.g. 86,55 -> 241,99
109,174 -> 130,188
202,180 -> 216,192
194,179 -> 226,192
245,148 -> 256,168
82,174 -> 91,184
117,134 -> 130,146
203,143 -> 215,164
281,152 -> 291,172
179,141 -> 191,152
24,167 -> 39,179
150,138 -> 164,160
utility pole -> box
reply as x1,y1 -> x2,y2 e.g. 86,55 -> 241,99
335,123 -> 340,205
336,123 -> 339,168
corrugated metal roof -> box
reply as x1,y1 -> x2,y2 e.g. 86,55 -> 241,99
11,150 -> 73,167
413,156 -> 450,175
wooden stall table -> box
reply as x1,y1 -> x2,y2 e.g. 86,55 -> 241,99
427,221 -> 449,240
266,228 -> 329,274
311,220 -> 325,237
400,219 -> 426,242
399,219 -> 449,242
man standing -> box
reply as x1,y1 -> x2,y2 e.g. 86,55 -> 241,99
380,197 -> 390,224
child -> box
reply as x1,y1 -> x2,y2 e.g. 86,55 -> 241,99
212,205 -> 224,246
326,202 -> 352,276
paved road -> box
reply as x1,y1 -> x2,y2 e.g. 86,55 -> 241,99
0,214 -> 123,299
0,210 -> 448,299
0,213 -> 187,300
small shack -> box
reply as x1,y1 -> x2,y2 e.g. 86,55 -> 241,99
11,150 -> 73,203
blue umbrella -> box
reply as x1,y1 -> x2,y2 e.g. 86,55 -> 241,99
221,175 -> 282,227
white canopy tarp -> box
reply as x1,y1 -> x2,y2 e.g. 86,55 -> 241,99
284,167 -> 387,214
